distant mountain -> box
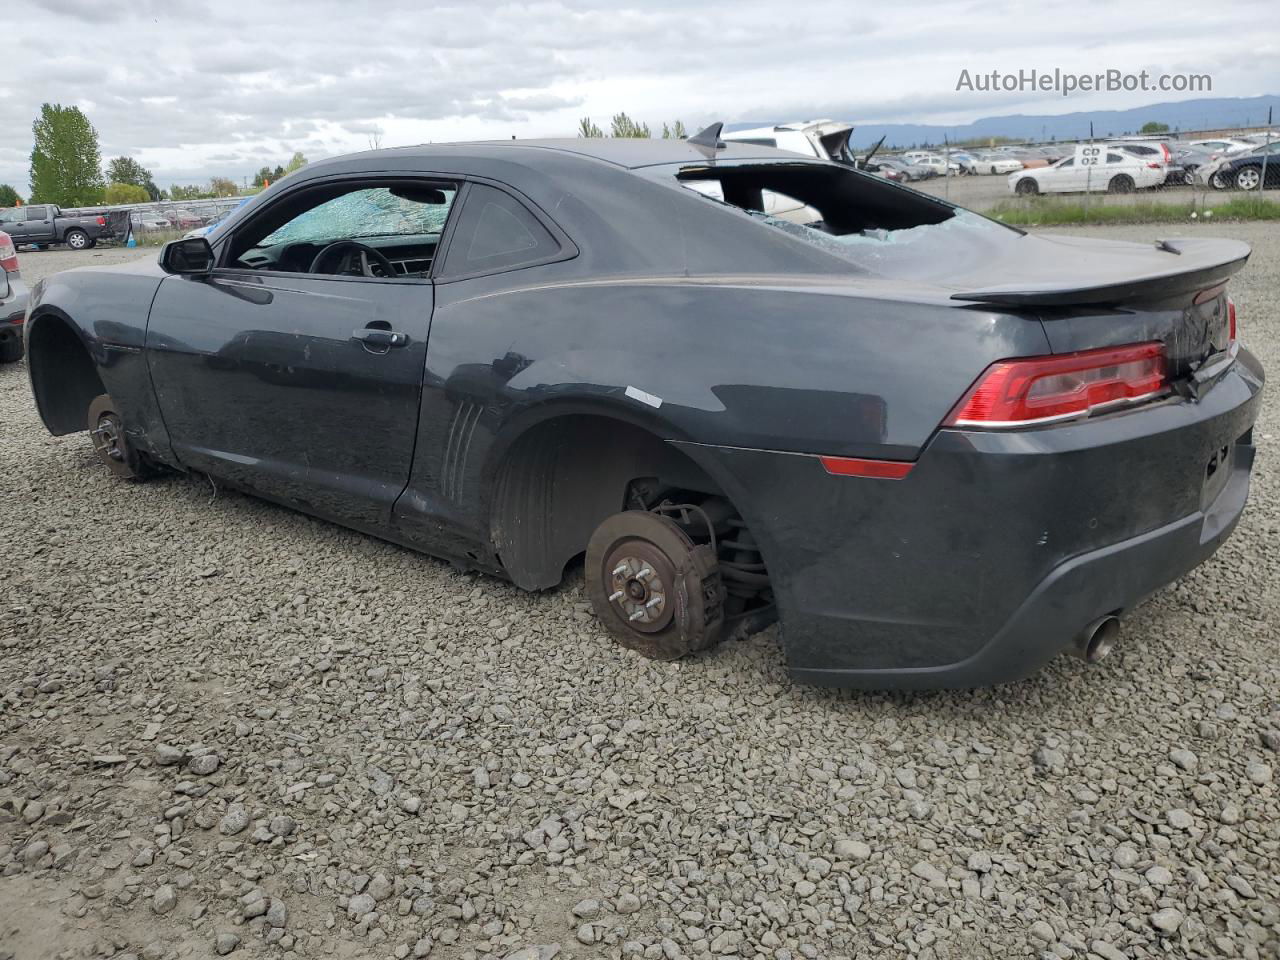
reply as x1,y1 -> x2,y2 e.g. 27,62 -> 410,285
731,96 -> 1280,149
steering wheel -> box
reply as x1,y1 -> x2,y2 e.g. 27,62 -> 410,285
308,240 -> 397,278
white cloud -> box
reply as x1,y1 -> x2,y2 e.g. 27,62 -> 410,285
3,0 -> 1276,194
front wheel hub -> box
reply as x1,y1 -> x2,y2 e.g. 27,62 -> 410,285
92,413 -> 125,462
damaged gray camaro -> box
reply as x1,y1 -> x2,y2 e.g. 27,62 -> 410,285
23,130 -> 1264,688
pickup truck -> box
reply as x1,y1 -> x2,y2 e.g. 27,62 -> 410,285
0,204 -> 108,251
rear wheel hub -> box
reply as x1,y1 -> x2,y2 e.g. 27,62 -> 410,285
604,544 -> 675,633
585,510 -> 725,660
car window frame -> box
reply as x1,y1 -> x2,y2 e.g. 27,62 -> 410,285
213,174 -> 464,286
431,178 -> 577,285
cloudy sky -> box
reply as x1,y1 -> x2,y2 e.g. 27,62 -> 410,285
4,0 -> 1277,194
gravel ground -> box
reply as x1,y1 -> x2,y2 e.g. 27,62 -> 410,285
2,228 -> 1278,960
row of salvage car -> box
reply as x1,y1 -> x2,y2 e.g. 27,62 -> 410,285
724,120 -> 1279,196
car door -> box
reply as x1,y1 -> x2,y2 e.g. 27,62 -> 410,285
22,205 -> 54,242
1040,157 -> 1074,192
144,177 -> 458,530
0,206 -> 25,243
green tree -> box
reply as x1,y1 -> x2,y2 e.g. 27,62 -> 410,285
30,103 -> 105,206
285,151 -> 307,173
272,165 -> 286,181
0,184 -> 21,207
105,156 -> 161,201
170,184 -> 212,201
1140,121 -> 1170,134
104,182 -> 151,204
578,117 -> 604,138
209,176 -> 239,198
661,120 -> 687,139
610,112 -> 650,138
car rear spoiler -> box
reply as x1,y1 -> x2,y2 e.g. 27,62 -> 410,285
951,236 -> 1251,307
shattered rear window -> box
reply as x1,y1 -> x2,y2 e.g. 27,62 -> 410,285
673,161 -> 1018,271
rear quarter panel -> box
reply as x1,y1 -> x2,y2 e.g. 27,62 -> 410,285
429,273 -> 1051,462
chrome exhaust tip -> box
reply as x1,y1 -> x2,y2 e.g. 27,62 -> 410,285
1072,615 -> 1120,663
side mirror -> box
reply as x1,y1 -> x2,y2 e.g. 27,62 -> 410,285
160,236 -> 214,275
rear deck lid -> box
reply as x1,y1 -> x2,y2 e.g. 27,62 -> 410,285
950,234 -> 1249,307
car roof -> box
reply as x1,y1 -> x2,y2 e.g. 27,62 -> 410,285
302,138 -> 805,174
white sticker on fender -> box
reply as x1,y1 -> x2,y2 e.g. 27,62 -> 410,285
625,385 -> 663,409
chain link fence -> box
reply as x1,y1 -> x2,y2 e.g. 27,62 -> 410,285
61,196 -> 251,245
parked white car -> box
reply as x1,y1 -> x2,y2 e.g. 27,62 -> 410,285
1186,138 -> 1255,156
1009,148 -> 1165,195
720,120 -> 856,163
971,152 -> 1024,174
911,154 -> 962,175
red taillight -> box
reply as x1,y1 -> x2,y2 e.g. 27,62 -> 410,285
96,216 -> 106,226
1161,143 -> 1171,162
946,342 -> 1168,429
1147,162 -> 1162,169
0,232 -> 17,273
1228,297 -> 1237,343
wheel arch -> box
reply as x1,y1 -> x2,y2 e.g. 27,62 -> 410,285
26,307 -> 107,435
481,403 -> 735,591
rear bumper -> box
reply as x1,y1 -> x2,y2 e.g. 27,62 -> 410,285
678,347 -> 1264,689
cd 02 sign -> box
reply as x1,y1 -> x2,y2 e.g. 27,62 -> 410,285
1075,144 -> 1103,166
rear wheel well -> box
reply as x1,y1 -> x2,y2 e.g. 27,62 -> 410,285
28,314 -> 105,435
487,415 -> 771,612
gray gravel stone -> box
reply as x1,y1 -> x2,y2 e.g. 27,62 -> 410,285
155,744 -> 184,766
152,884 -> 176,914
833,839 -> 871,862
214,934 -> 240,956
218,803 -> 248,835
1150,907 -> 1184,934
187,753 -> 220,775
1169,748 -> 1198,770
1030,920 -> 1055,944
268,814 -> 296,837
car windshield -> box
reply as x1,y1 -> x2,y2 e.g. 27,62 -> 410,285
260,187 -> 455,247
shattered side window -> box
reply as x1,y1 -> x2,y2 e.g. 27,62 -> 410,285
261,187 -> 455,247
673,162 -> 1018,277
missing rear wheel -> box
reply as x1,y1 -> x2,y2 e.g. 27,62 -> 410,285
586,511 -> 724,660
